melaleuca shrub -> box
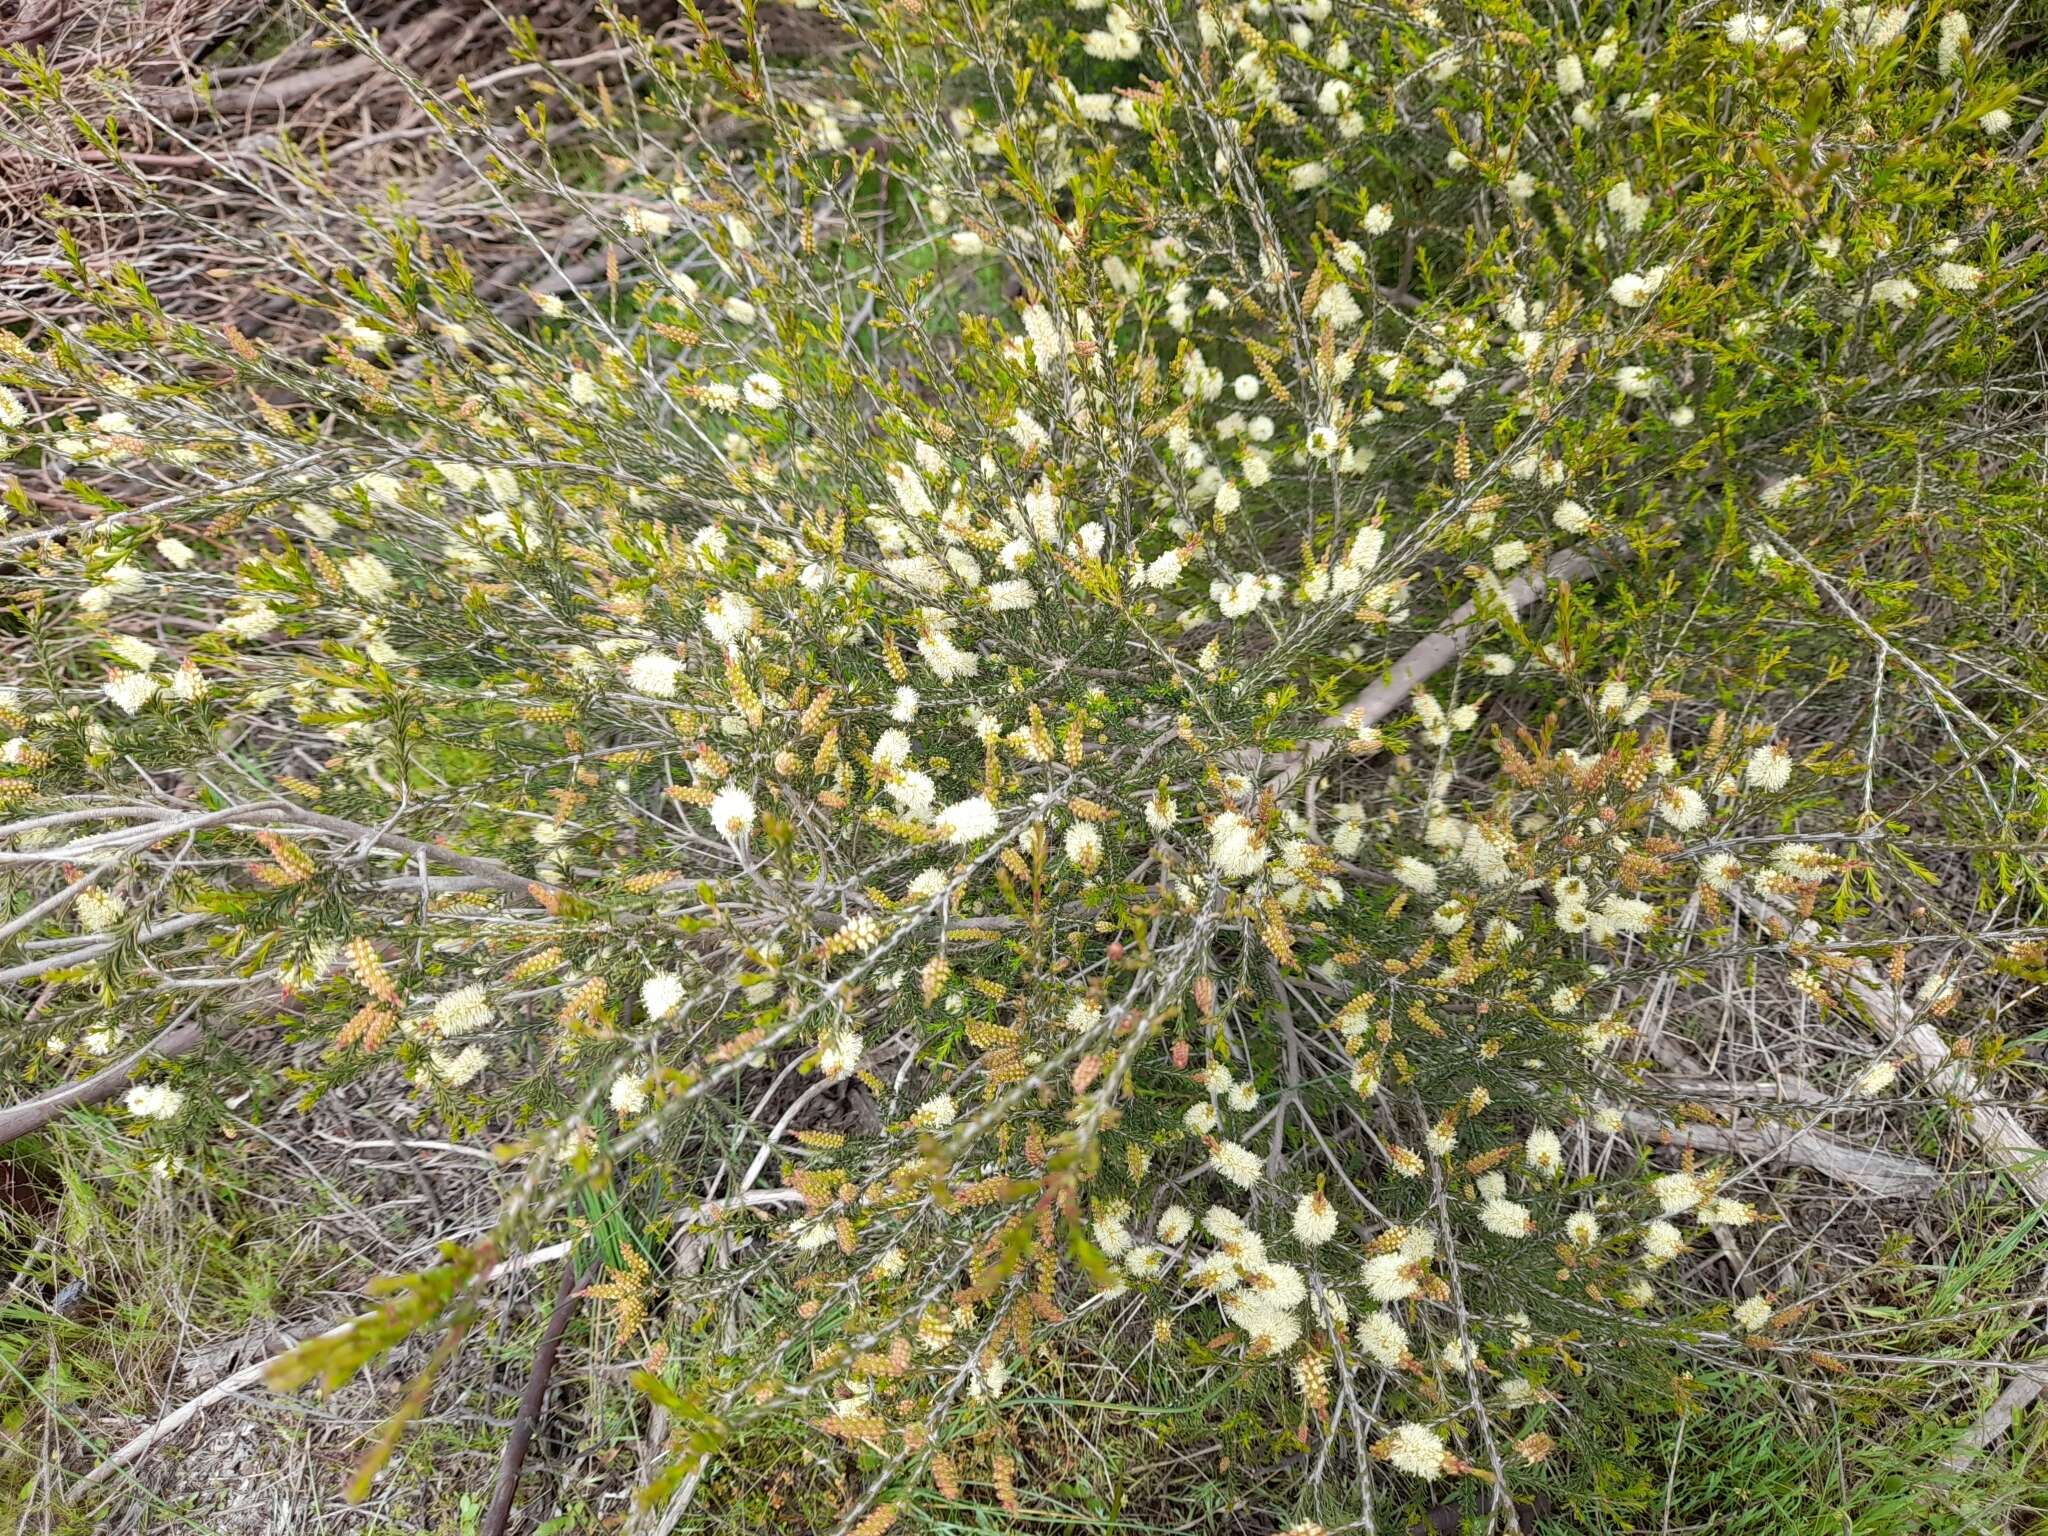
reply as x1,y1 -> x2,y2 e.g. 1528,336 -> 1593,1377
0,0 -> 2037,1524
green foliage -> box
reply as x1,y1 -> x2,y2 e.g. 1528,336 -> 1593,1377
1,0 -> 2044,1529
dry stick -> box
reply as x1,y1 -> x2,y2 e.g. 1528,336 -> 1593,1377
68,1239 -> 577,1499
0,865 -> 105,949
69,1197 -> 796,1498
1944,1365 -> 2048,1470
1611,1107 -> 1940,1199
1730,889 -> 2048,1210
0,1013 -> 204,1145
246,804 -> 559,898
1267,538 -> 1621,796
0,911 -> 217,987
480,1259 -> 588,1536
1732,889 -> 2048,1462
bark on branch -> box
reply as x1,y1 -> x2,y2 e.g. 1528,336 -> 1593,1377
0,1014 -> 204,1145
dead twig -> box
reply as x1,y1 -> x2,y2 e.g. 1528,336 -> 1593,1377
67,1239 -> 578,1499
480,1259 -> 589,1536
1731,888 -> 2048,1210
1943,1365 -> 2048,1470
0,1012 -> 204,1145
1267,536 -> 1628,795
1611,1107 -> 1941,1199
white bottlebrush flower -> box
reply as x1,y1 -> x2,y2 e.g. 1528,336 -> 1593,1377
1423,367 -> 1469,407
1142,548 -> 1185,588
431,985 -> 492,1037
1383,1423 -> 1450,1479
1355,1311 -> 1409,1366
817,1027 -> 864,1080
1642,1220 -> 1686,1263
1209,811 -> 1268,880
871,728 -> 913,772
1063,821 -> 1103,872
1600,894 -> 1656,935
609,1072 -> 649,1117
102,670 -> 160,716
1933,261 -> 1982,293
913,1092 -> 958,1128
884,767 -> 937,820
1211,571 -> 1265,618
1479,1197 -> 1533,1237
1700,853 -> 1743,892
1524,1127 -> 1564,1177
1606,178 -> 1652,231
1614,365 -> 1659,398
1390,856 -> 1438,894
1937,10 -> 1971,71
1565,1211 -> 1600,1247
622,205 -> 672,238
1313,282 -> 1363,329
1744,742 -> 1794,791
1292,1191 -> 1339,1246
1699,1196 -> 1754,1227
709,785 -> 757,841
1157,1204 -> 1193,1245
1657,785 -> 1708,832
741,372 -> 785,408
627,651 -> 683,698
1723,9 -> 1772,43
1652,1172 -> 1705,1215
703,592 -> 754,646
936,795 -> 999,844
1361,1250 -> 1420,1304
125,1081 -> 186,1121
1209,1139 -> 1264,1189
340,553 -> 397,602
917,628 -> 980,681
1144,785 -> 1178,833
168,659 -> 208,702
1006,408 -> 1050,453
76,887 -> 127,933
641,971 -> 684,1022
1854,1059 -> 1899,1095
1608,265 -> 1670,307
106,635 -> 158,670
1733,1293 -> 1773,1331
424,1042 -> 486,1086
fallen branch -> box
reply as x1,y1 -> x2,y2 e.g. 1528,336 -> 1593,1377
480,1260 -> 588,1536
1613,1107 -> 1940,1199
68,1239 -> 577,1499
1732,888 -> 2048,1210
0,1013 -> 204,1145
1268,537 -> 1623,795
68,1191 -> 804,1498
0,799 -> 556,902
1944,1364 -> 2048,1470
